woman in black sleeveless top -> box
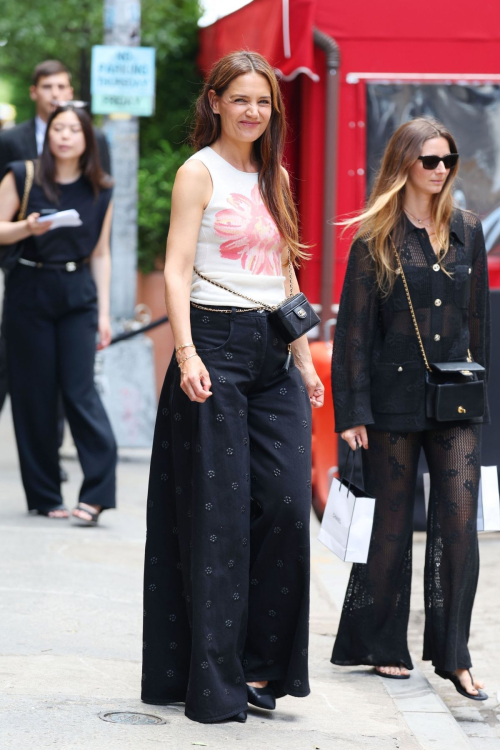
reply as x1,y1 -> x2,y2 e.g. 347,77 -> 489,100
0,104 -> 116,523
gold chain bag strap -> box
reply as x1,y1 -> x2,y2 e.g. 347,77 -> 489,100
0,160 -> 35,271
391,238 -> 432,372
193,248 -> 319,350
390,237 -> 485,420
193,251 -> 294,312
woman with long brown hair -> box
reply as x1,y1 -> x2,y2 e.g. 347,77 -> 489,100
331,117 -> 489,699
141,51 -> 324,724
0,103 -> 116,523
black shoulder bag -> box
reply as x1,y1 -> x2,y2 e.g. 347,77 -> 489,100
392,240 -> 485,421
0,160 -> 35,271
193,251 -> 320,346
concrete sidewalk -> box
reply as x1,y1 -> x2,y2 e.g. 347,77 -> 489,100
408,532 -> 500,747
0,401 -> 498,749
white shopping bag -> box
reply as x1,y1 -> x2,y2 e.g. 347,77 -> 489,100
423,466 -> 500,532
319,452 -> 376,563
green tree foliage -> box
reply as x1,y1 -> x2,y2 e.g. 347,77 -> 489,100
138,0 -> 202,271
0,0 -> 203,272
0,0 -> 102,120
137,139 -> 192,273
140,0 -> 201,153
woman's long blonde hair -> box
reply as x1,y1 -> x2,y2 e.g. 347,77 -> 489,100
341,117 -> 459,294
192,51 -> 307,265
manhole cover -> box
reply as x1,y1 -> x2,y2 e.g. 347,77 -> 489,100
99,711 -> 166,725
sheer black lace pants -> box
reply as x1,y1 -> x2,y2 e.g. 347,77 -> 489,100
331,424 -> 481,671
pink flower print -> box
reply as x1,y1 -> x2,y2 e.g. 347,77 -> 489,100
214,184 -> 282,275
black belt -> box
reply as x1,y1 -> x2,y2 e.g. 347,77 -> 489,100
18,257 -> 90,272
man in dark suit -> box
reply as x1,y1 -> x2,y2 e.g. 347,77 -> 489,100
0,60 -> 111,475
0,59 -> 110,178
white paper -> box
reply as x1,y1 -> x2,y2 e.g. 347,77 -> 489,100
424,466 -> 500,532
478,467 -> 500,531
318,476 -> 376,564
36,209 -> 82,230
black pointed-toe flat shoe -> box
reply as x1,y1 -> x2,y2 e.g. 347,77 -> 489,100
246,684 -> 276,710
229,711 -> 247,723
435,668 -> 488,701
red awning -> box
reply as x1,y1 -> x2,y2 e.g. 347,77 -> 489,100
198,0 -> 319,82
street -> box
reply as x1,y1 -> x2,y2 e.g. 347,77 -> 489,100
0,401 -> 499,749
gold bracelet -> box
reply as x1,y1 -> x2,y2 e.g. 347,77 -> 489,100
176,344 -> 196,364
175,342 -> 195,353
178,352 -> 199,367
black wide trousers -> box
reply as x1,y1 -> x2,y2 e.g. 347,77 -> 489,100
4,265 -> 117,512
142,307 -> 312,723
332,424 -> 481,672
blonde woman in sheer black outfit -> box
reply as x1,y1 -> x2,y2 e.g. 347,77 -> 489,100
331,118 -> 489,700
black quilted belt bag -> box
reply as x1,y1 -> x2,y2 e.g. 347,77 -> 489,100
392,240 -> 485,421
193,251 -> 319,346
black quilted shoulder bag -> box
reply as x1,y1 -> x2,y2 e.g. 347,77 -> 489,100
193,251 -> 320,346
392,240 -> 485,421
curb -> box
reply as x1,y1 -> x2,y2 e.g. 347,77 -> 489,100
311,518 -> 473,749
379,661 -> 473,749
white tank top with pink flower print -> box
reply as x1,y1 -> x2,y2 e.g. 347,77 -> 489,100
187,146 -> 286,308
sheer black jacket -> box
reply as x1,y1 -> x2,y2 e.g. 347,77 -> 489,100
331,210 -> 490,433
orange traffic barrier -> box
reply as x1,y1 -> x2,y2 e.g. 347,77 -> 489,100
310,319 -> 337,520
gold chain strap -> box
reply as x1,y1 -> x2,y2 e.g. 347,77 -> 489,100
193,267 -> 271,310
18,160 -> 34,222
193,250 -> 294,312
391,237 -> 474,368
192,303 -> 253,314
287,249 -> 294,297
391,238 -> 433,373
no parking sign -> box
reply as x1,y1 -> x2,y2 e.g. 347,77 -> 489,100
91,45 -> 156,116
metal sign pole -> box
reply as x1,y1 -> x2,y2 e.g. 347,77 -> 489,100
94,0 -> 158,448
102,0 -> 140,320
313,29 -> 341,330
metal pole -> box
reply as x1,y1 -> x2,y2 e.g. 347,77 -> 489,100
102,0 -> 141,321
313,28 -> 340,327
96,0 -> 158,448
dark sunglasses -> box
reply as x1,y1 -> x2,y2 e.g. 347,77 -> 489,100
52,100 -> 89,109
418,154 -> 459,170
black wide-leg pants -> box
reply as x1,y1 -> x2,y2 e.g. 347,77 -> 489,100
142,307 -> 312,723
331,424 -> 481,671
4,265 -> 117,512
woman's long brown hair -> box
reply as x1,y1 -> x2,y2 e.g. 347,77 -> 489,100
192,51 -> 306,265
37,105 -> 113,204
340,117 -> 459,294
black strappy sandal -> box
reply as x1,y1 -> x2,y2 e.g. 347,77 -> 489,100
375,666 -> 410,680
71,504 -> 102,527
435,668 -> 488,701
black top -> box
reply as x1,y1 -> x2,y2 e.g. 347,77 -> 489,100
331,209 -> 490,433
0,118 -> 111,179
7,160 -> 112,263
